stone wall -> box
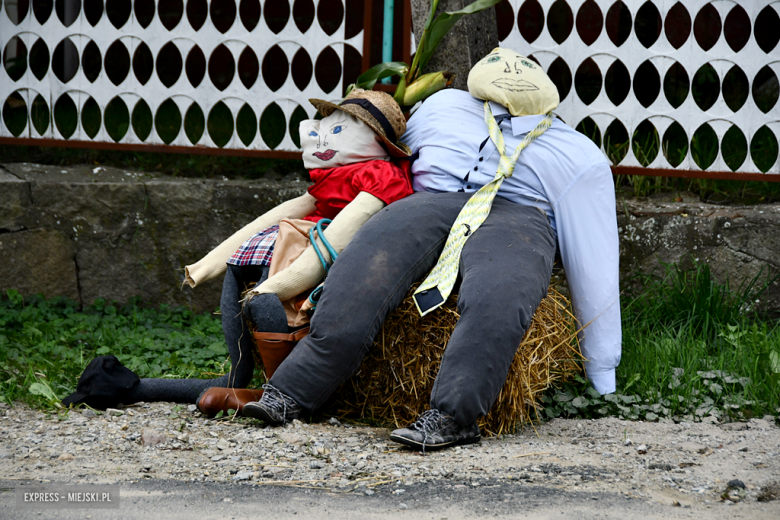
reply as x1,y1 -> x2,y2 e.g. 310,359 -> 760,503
2,163 -> 779,314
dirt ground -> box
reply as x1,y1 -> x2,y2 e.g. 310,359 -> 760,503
1,402 -> 778,519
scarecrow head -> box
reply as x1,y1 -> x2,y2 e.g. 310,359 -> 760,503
467,47 -> 559,116
300,89 -> 410,169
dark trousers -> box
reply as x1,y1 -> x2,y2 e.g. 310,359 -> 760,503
271,192 -> 556,425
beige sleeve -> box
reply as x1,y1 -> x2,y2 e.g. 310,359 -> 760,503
183,192 -> 317,288
247,191 -> 385,301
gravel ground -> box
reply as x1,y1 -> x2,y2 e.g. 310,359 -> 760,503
1,401 -> 779,517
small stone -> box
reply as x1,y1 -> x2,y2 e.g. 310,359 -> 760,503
636,445 -> 647,454
211,455 -> 225,462
727,479 -> 746,489
0,451 -> 11,459
393,489 -> 405,494
187,405 -> 197,412
624,438 -> 633,446
310,461 -> 324,469
328,417 -> 342,426
58,453 -> 75,461
233,470 -> 253,481
738,447 -> 748,452
141,429 -> 166,447
216,438 -> 230,450
364,489 -> 375,496
278,432 -> 305,445
399,503 -> 408,510
602,452 -> 615,458
105,408 -> 124,416
82,409 -> 96,418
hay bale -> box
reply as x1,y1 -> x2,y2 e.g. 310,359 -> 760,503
333,284 -> 582,435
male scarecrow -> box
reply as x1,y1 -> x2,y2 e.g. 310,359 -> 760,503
243,47 -> 621,451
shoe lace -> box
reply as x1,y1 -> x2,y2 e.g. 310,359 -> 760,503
410,409 -> 447,453
261,383 -> 296,422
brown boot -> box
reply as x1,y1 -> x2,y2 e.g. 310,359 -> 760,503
196,387 -> 265,418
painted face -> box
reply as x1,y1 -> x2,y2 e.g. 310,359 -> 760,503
475,48 -> 541,93
299,111 -> 389,169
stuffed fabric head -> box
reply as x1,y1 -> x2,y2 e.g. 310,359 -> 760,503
300,112 -> 390,169
467,47 -> 559,116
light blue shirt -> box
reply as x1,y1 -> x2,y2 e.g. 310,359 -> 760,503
401,89 -> 621,394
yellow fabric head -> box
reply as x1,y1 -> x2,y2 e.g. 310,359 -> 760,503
467,48 -> 559,116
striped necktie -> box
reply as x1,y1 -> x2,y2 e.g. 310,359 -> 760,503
412,102 -> 554,316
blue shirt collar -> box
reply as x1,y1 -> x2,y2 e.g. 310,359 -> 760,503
487,100 -> 548,137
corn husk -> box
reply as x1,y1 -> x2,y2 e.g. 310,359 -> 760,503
330,284 -> 583,435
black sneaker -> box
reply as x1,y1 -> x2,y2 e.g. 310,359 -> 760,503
389,409 -> 481,451
242,384 -> 301,425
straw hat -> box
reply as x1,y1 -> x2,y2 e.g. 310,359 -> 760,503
309,89 -> 411,157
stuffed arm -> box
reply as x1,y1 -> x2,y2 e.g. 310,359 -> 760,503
183,192 -> 317,288
247,191 -> 385,301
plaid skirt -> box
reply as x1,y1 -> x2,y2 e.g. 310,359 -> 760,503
226,225 -> 279,266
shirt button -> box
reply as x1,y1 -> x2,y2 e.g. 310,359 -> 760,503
467,185 -> 472,189
479,157 -> 483,162
473,166 -> 478,171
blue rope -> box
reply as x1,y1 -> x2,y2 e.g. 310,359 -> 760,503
308,219 -> 338,272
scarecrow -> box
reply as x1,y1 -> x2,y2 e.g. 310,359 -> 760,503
63,89 -> 413,412
240,48 -> 622,451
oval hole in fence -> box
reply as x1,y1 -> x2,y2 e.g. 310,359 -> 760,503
663,61 -> 689,109
262,44 -> 288,92
81,97 -> 101,139
260,102 -> 286,149
240,0 -> 260,31
51,38 -> 79,83
184,102 -> 204,144
105,40 -> 131,86
692,63 -> 719,112
291,48 -> 312,90
32,0 -> 52,25
209,44 -> 235,91
105,96 -> 130,142
133,42 -> 154,85
662,121 -> 688,167
575,116 -> 601,148
211,0 -> 236,33
134,0 -> 155,28
604,119 -> 629,165
264,0 -> 290,34
155,98 -> 182,144
3,92 -> 27,136
55,0 -> 80,26
631,119 -> 660,167
548,0 -> 573,45
694,3 -> 720,52
576,0 -> 602,46
722,65 -> 748,113
293,0 -> 314,33
664,2 -> 690,50
517,0 -> 543,44
54,93 -> 77,138
317,0 -> 343,36
158,0 -> 184,30
724,5 -> 750,53
187,0 -> 207,30
157,42 -> 183,88
207,101 -> 234,147
755,6 -> 780,54
81,40 -> 102,83
30,94 -> 49,135
342,43 -> 361,96
605,0 -> 631,47
288,104 -> 308,149
315,46 -> 341,94
84,0 -> 102,25
605,59 -> 629,106
238,47 -> 259,88
236,104 -> 257,146
633,60 -> 660,108
186,45 -> 206,87
494,0 -> 513,42
752,65 -> 779,114
6,0 -> 29,25
132,99 -> 153,141
751,126 -> 779,173
691,123 -> 718,170
3,37 -> 28,82
106,0 -> 131,28
345,0 -> 363,39
547,56 -> 572,101
634,1 -> 661,49
574,57 -> 601,105
722,125 -> 747,172
29,39 -> 49,81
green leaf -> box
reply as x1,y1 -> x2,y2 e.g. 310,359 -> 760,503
354,62 -> 409,91
417,0 -> 502,74
571,396 -> 590,409
29,382 -> 59,402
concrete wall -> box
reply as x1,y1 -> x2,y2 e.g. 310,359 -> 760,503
2,163 -> 779,314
